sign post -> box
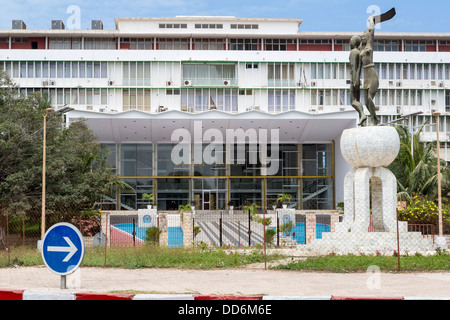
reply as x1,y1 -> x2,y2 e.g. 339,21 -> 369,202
41,223 -> 85,289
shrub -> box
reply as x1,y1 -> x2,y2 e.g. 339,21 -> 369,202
265,228 -> 276,246
398,195 -> 450,230
145,226 -> 161,246
279,220 -> 294,236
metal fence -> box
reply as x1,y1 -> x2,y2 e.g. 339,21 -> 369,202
0,204 -> 447,264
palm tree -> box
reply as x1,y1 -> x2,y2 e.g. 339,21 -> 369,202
389,123 -> 449,201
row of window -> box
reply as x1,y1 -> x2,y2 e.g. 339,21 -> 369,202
0,61 -> 108,79
4,61 -> 449,84
19,87 -> 450,115
311,89 -> 425,107
3,37 -> 449,51
112,177 -> 333,210
311,62 -> 450,81
107,143 -> 332,178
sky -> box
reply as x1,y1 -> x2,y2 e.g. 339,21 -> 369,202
0,0 -> 449,33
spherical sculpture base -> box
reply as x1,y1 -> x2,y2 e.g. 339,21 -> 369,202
340,126 -> 400,168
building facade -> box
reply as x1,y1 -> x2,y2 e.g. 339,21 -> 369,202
1,16 -> 449,211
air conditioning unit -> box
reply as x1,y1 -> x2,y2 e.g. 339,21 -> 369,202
166,81 -> 173,86
91,20 -> 103,30
223,80 -> 231,86
431,81 -> 437,87
184,80 -> 192,86
43,80 -> 56,86
51,20 -> 65,30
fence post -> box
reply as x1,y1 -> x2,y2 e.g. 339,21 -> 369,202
6,212 -> 10,263
22,215 -> 25,247
396,208 -> 400,272
263,209 -> 267,271
192,217 -> 195,247
276,215 -> 280,247
219,216 -> 222,247
132,218 -> 136,247
104,212 -> 108,268
248,211 -> 251,247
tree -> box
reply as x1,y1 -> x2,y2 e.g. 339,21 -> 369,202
388,124 -> 450,201
0,72 -> 130,217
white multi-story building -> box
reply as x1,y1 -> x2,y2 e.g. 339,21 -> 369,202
1,16 -> 449,211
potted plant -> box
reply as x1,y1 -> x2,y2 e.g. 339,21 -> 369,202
228,200 -> 235,211
268,200 -> 277,211
244,203 -> 272,226
276,193 -> 292,209
279,220 -> 294,237
178,203 -> 192,223
142,193 -> 155,209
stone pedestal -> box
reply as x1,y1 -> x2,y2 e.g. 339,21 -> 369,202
337,126 -> 401,234
302,126 -> 435,253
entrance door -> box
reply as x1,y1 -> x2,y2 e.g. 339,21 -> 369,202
194,189 -> 226,210
203,190 -> 210,210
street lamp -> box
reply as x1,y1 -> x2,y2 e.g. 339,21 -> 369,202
41,108 -> 53,240
432,111 -> 444,241
41,106 -> 74,240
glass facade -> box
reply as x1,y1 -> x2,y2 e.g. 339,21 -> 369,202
102,142 -> 334,211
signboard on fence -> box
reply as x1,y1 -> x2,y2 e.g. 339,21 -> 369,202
138,208 -> 157,228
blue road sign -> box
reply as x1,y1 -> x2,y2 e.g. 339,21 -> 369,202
41,223 -> 85,276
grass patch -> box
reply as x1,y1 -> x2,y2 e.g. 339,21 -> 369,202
0,247 -> 43,268
0,245 -> 284,270
273,253 -> 450,272
3,246 -> 449,272
83,246 -> 284,269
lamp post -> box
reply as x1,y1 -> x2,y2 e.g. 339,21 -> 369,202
41,108 -> 53,240
41,106 -> 74,240
432,111 -> 443,239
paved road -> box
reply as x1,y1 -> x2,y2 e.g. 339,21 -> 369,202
1,265 -> 449,298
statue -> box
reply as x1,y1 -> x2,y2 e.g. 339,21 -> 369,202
349,35 -> 367,126
350,8 -> 396,126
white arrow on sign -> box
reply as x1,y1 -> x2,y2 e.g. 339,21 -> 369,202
47,237 -> 78,262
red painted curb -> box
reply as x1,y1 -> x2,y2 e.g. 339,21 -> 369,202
194,295 -> 262,300
331,296 -> 404,300
0,289 -> 24,300
76,292 -> 134,300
